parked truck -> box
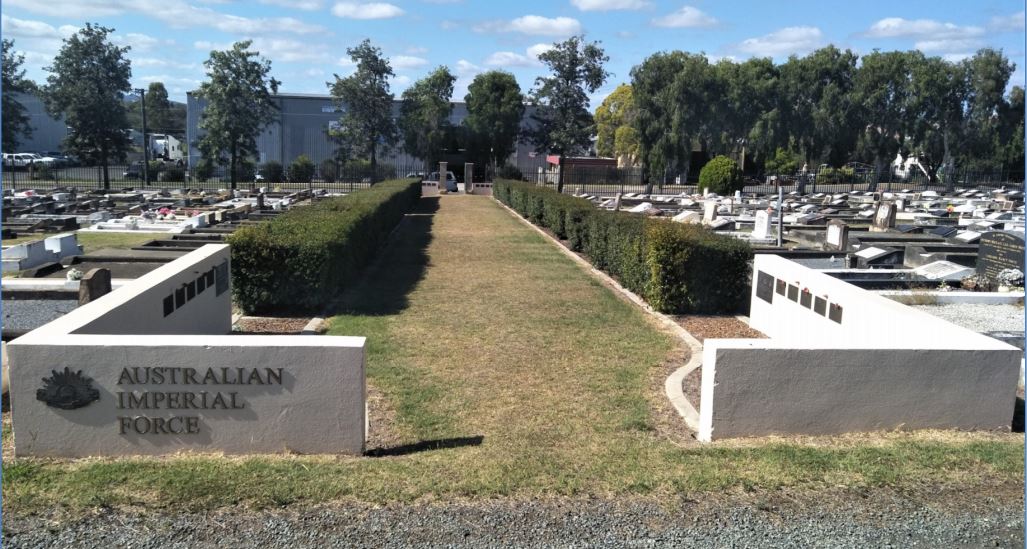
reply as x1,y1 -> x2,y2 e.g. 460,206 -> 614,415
149,134 -> 184,165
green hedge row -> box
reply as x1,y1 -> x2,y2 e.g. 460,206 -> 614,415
494,179 -> 752,314
228,178 -> 421,313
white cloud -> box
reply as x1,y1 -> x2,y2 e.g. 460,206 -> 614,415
337,57 -> 356,67
570,0 -> 648,11
651,6 -> 717,28
406,46 -> 428,54
735,26 -> 823,57
476,15 -> 582,37
527,43 -> 555,59
391,55 -> 428,69
133,57 -> 196,70
485,43 -> 555,67
391,74 -> 411,88
915,38 -> 983,53
455,59 -> 481,76
864,17 -> 984,40
4,0 -> 324,35
485,51 -> 533,67
941,53 -> 972,63
1,15 -> 61,38
989,11 -> 1025,32
332,2 -> 405,19
260,0 -> 322,10
195,38 -> 330,63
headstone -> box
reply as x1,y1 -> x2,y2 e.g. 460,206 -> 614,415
439,161 -> 448,192
752,210 -> 773,239
871,201 -> 896,232
707,218 -> 733,231
929,226 -> 959,238
825,220 -> 849,251
976,231 -> 1026,280
703,201 -> 718,224
613,193 -> 622,212
853,246 -> 902,268
954,230 -> 981,244
78,268 -> 112,305
914,261 -> 975,281
672,211 -> 701,224
464,162 -> 474,193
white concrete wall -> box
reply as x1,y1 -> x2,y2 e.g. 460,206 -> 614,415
8,244 -> 367,456
698,254 -> 1021,441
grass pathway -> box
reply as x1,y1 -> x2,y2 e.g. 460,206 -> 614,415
1,195 -> 1022,514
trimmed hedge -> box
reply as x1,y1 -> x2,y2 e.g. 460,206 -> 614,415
228,178 -> 421,313
494,179 -> 752,314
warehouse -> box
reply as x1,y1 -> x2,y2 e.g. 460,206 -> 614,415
185,92 -> 540,171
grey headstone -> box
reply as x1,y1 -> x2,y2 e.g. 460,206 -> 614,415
78,268 -> 112,305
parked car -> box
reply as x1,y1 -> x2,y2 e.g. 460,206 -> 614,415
122,161 -> 145,179
3,152 -> 54,169
429,171 -> 458,192
405,171 -> 426,179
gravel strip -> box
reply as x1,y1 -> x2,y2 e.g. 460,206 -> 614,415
673,315 -> 766,343
4,492 -> 1022,548
2,299 -> 78,333
911,303 -> 1025,333
233,316 -> 311,334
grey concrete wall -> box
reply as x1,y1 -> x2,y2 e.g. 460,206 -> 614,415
7,93 -> 68,153
7,338 -> 366,456
700,343 -> 1021,439
8,244 -> 367,456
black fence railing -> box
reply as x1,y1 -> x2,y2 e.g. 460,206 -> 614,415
1,161 -> 432,192
501,163 -> 1025,196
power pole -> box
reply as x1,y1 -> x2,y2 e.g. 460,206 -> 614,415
136,88 -> 150,186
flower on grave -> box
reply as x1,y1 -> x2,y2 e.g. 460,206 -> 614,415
960,273 -> 989,291
996,268 -> 1024,287
66,268 -> 84,281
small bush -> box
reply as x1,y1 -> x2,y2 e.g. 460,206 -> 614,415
816,166 -> 855,184
494,178 -> 752,314
229,178 -> 421,313
260,161 -> 285,183
194,159 -> 215,181
288,155 -> 316,183
320,159 -> 339,183
764,148 -> 801,176
698,155 -> 743,195
161,164 -> 186,182
498,164 -> 524,181
234,160 -> 256,183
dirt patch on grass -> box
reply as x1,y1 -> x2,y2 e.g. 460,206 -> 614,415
365,382 -> 403,452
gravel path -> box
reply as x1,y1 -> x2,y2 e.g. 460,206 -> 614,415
5,492 -> 1023,548
911,303 -> 1025,333
2,299 -> 78,333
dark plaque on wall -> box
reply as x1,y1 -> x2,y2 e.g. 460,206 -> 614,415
799,290 -> 812,308
215,260 -> 229,296
787,284 -> 799,302
775,279 -> 786,296
36,367 -> 100,410
828,303 -> 843,323
813,297 -> 827,316
977,232 -> 1025,280
756,271 -> 774,304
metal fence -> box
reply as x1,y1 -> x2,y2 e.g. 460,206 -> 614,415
1,161 -> 431,192
503,163 -> 1025,196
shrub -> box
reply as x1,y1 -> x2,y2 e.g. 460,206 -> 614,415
30,163 -> 55,180
815,166 -> 855,184
764,147 -> 801,176
234,160 -> 256,183
260,161 -> 285,183
228,178 -> 421,313
288,155 -> 316,183
698,155 -> 743,195
498,164 -> 524,181
320,159 -> 339,183
194,159 -> 215,181
161,164 -> 186,182
494,178 -> 752,314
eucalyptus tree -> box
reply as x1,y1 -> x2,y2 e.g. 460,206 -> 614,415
2,39 -> 35,151
329,39 -> 397,173
463,70 -> 525,171
398,66 -> 456,170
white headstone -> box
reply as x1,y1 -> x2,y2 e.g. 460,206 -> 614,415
753,210 -> 773,239
703,201 -> 718,224
673,211 -> 701,224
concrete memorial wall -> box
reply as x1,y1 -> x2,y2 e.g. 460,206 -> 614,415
698,254 -> 1020,442
8,244 -> 367,457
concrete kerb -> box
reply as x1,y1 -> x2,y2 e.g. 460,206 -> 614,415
492,198 -> 703,432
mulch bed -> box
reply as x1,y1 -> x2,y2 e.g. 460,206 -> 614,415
673,315 -> 767,414
233,316 -> 311,334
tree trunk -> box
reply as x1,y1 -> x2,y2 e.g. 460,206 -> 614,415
943,131 -> 955,193
101,147 -> 110,190
229,143 -> 237,191
370,138 -> 377,185
556,155 -> 565,194
869,155 -> 887,192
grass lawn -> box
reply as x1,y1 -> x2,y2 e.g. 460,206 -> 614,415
2,196 -> 1022,515
2,231 -> 157,253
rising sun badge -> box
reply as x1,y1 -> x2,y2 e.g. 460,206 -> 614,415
36,368 -> 100,410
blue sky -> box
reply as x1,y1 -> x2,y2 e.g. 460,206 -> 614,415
2,0 -> 1024,107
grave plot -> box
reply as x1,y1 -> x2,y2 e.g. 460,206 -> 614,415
697,254 -> 1022,441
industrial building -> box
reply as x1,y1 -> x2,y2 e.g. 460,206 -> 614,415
4,93 -> 69,154
185,92 -> 541,171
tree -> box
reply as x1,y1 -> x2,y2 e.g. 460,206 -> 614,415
195,40 -> 280,190
329,39 -> 397,175
527,35 -> 610,192
594,83 -> 639,165
2,39 -> 35,151
908,55 -> 969,188
962,48 -> 1015,170
42,24 -> 132,189
126,82 -> 186,136
713,57 -> 780,169
398,66 -> 455,169
779,46 -> 859,191
463,70 -> 525,172
853,50 -> 922,189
